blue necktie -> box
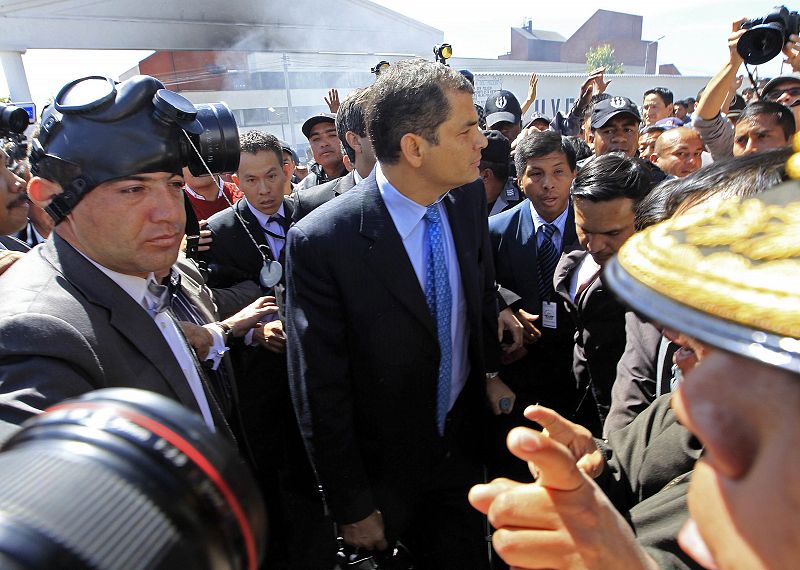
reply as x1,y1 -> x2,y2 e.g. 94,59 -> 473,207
424,204 -> 452,435
537,223 -> 559,302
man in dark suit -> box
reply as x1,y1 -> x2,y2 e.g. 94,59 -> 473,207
286,59 -> 500,568
487,130 -> 581,481
291,87 -> 376,222
0,75 -> 264,441
553,154 -> 652,435
202,130 -> 336,568
0,144 -> 30,249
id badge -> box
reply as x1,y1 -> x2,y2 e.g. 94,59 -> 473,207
542,301 -> 557,329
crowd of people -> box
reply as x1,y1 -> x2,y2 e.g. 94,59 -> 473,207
0,17 -> 798,570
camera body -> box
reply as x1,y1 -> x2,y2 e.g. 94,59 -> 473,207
738,5 -> 800,65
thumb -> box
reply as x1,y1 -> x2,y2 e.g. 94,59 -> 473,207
506,427 -> 585,491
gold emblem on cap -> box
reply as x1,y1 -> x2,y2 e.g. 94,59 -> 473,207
617,194 -> 800,339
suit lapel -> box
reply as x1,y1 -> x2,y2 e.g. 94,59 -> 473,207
443,188 -> 478,324
45,236 -> 203,413
359,175 -> 436,338
337,171 -> 357,195
237,199 -> 273,256
510,203 -> 540,304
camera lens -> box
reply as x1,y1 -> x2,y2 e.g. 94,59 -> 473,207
737,24 -> 786,65
186,102 -> 241,177
0,388 -> 266,570
0,104 -> 30,135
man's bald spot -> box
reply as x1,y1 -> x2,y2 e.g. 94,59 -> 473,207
653,127 -> 703,157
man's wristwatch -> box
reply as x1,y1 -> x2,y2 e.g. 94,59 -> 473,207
485,371 -> 500,381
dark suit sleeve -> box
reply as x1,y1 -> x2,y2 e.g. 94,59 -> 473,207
479,201 -> 502,373
603,313 -> 665,437
285,226 -> 375,525
0,313 -> 104,439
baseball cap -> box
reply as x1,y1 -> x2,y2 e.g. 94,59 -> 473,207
525,112 -> 551,129
726,94 -> 747,120
301,113 -> 336,139
761,75 -> 800,99
654,117 -> 684,130
481,130 -> 511,163
591,96 -> 641,129
279,140 -> 299,163
484,90 -> 522,128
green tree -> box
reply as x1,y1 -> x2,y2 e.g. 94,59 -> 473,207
586,44 -> 624,74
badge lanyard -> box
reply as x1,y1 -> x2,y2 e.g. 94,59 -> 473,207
183,132 -> 283,288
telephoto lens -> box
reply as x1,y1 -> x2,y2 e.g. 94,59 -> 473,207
0,389 -> 266,570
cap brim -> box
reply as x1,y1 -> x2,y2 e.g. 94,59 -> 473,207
486,112 -> 519,128
604,258 -> 800,374
762,75 -> 800,96
301,116 -> 335,139
591,110 -> 640,129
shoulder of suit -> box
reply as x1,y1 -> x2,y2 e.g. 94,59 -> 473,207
489,199 -> 528,229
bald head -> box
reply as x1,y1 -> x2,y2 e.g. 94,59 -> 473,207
651,127 -> 704,178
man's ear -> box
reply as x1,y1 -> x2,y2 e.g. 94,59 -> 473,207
27,177 -> 62,208
479,167 -> 491,183
344,131 -> 361,156
649,153 -> 659,165
232,173 -> 240,187
399,133 -> 425,168
281,162 -> 292,179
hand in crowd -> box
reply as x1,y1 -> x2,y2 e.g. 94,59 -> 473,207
0,250 -> 23,276
727,19 -> 747,67
525,405 -> 603,478
469,422 -> 657,570
591,66 -> 611,93
325,88 -> 341,114
340,510 -> 388,551
224,295 -> 279,337
254,319 -> 286,353
521,72 -> 538,115
497,307 -> 524,353
516,308 -> 542,344
198,219 -> 212,252
784,33 -> 800,73
179,321 -> 214,360
486,375 -> 516,415
510,126 -> 537,153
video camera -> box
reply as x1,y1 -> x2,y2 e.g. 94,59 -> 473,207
738,5 -> 800,65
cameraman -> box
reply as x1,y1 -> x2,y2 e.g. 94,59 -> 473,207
0,75 -> 270,440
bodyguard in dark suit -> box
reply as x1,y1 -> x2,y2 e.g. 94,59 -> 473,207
291,86 -> 376,222
552,154 -> 652,435
0,75 -> 261,441
286,60 -> 500,568
487,131 -> 581,481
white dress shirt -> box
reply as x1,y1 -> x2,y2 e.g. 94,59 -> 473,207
529,201 -> 570,252
377,164 -> 470,412
84,259 -> 216,431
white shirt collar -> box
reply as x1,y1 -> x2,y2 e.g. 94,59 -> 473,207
246,201 -> 286,228
184,180 -> 223,201
376,163 -> 431,240
529,200 -> 570,236
81,254 -> 153,309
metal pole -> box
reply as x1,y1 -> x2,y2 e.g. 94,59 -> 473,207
282,53 -> 296,146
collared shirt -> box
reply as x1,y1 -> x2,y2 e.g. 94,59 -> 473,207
83,258 -> 216,431
568,253 -> 601,303
377,163 -> 469,412
529,201 -> 570,253
488,178 -> 521,217
353,168 -> 365,185
246,201 -> 287,262
184,183 -> 224,201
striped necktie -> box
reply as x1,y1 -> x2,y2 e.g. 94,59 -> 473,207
424,204 -> 452,435
537,223 -> 559,302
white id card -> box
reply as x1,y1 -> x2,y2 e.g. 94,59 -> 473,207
542,301 -> 557,329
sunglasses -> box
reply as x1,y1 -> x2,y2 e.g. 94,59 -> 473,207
764,87 -> 800,101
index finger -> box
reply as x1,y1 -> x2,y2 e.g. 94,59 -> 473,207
506,427 -> 585,491
523,405 -> 573,438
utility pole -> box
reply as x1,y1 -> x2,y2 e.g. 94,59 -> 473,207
282,53 -> 296,146
644,35 -> 665,74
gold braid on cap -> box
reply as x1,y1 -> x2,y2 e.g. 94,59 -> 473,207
616,191 -> 800,340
